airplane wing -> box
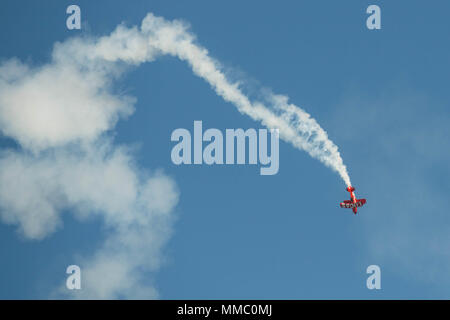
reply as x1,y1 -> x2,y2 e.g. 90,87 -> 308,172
340,199 -> 366,208
340,201 -> 354,208
358,199 -> 367,206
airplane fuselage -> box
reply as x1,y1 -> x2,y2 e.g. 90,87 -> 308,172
340,186 -> 366,215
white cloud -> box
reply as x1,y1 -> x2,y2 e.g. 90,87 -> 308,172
0,17 -> 178,299
0,143 -> 178,299
0,60 -> 134,153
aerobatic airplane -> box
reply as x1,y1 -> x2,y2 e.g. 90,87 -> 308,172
340,186 -> 366,214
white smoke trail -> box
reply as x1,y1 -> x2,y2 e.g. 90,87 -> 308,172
0,12 -> 351,299
57,13 -> 351,185
138,14 -> 352,186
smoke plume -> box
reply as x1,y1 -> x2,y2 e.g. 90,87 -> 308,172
0,12 -> 351,299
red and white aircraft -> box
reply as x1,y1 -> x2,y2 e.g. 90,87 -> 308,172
340,186 -> 366,214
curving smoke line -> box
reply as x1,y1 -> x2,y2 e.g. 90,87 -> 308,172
139,14 -> 352,186
59,13 -> 351,185
0,12 -> 351,299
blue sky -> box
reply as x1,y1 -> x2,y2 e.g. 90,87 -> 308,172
0,0 -> 449,299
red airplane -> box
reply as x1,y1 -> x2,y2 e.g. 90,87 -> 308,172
340,186 -> 366,214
